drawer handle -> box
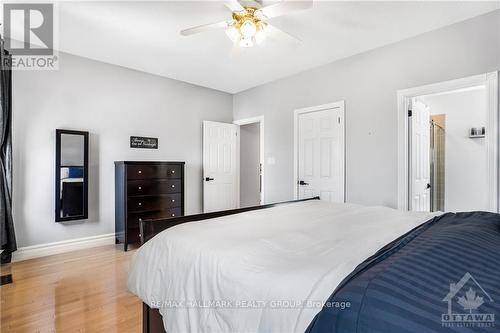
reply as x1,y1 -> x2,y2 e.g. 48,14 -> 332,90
171,170 -> 175,174
138,186 -> 142,190
171,199 -> 175,202
138,170 -> 142,174
171,185 -> 175,188
171,213 -> 175,217
138,202 -> 142,206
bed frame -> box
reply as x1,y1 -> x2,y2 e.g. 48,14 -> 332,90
139,196 -> 320,333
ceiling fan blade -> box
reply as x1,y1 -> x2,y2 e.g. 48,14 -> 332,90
243,0 -> 264,8
224,0 -> 246,13
265,23 -> 301,43
180,20 -> 231,36
256,0 -> 312,20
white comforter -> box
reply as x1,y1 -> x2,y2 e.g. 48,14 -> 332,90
128,201 -> 438,333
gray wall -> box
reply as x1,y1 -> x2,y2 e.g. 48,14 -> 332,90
233,10 -> 500,207
13,52 -> 233,247
240,123 -> 261,207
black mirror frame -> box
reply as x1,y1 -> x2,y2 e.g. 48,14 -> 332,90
55,129 -> 89,222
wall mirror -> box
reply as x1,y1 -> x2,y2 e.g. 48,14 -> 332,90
55,129 -> 89,222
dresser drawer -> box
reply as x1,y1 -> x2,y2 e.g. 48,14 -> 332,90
127,208 -> 183,228
127,164 -> 181,180
127,179 -> 181,196
116,161 -> 185,251
127,194 -> 181,213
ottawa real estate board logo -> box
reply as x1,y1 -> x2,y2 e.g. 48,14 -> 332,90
442,272 -> 495,328
2,3 -> 58,70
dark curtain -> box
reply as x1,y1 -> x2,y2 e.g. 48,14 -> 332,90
0,42 -> 16,264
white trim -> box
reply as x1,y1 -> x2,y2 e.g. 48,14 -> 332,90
486,72 -> 499,212
234,116 -> 265,204
293,101 -> 346,201
397,72 -> 499,212
12,233 -> 115,262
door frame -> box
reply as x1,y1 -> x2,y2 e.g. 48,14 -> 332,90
397,72 -> 499,212
293,101 -> 346,201
233,115 -> 265,205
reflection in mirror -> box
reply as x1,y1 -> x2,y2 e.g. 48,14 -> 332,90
60,166 -> 84,218
56,130 -> 88,222
61,133 -> 84,166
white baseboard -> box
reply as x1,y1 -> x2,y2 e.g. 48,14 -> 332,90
12,233 -> 116,262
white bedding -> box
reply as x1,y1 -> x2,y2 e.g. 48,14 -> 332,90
128,200 -> 439,333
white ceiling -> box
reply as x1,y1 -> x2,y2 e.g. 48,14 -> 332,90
56,1 -> 499,93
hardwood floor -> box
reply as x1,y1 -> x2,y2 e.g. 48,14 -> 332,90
0,245 -> 142,332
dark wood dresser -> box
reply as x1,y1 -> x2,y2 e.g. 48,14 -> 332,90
115,161 -> 185,251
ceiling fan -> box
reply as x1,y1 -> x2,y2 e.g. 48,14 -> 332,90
180,0 -> 313,48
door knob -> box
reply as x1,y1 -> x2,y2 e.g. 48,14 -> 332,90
299,180 -> 309,186
205,177 -> 214,181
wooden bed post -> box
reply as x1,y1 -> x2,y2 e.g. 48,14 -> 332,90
143,303 -> 166,333
142,303 -> 150,333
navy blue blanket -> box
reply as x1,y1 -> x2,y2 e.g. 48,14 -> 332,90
306,212 -> 500,333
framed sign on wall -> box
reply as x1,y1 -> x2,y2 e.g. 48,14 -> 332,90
130,136 -> 158,149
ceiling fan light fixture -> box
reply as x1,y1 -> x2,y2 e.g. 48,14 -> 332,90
223,6 -> 272,47
181,1 -> 309,48
254,9 -> 265,20
240,19 -> 257,38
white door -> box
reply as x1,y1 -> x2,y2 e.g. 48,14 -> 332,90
297,107 -> 344,202
410,99 -> 431,212
203,121 -> 239,213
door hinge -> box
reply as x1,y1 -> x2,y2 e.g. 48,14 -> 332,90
408,109 -> 412,117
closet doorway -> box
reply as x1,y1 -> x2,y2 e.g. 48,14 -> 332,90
397,73 -> 499,213
234,116 -> 264,207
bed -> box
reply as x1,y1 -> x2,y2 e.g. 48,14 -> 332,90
128,198 -> 473,332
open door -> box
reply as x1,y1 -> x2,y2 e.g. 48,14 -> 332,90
410,99 -> 431,212
203,121 -> 239,213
